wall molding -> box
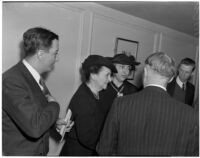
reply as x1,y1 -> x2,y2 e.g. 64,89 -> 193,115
94,12 -> 157,35
50,2 -> 87,95
70,2 -> 198,44
72,11 -> 85,93
50,2 -> 85,13
88,12 -> 94,56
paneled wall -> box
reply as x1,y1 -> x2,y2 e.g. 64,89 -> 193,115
3,2 -> 198,155
68,2 -> 198,87
3,2 -> 85,116
161,34 -> 197,63
90,13 -> 157,86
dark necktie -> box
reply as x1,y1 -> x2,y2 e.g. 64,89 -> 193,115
39,78 -> 50,95
182,83 -> 186,91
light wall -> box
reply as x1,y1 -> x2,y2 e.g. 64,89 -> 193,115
2,2 -> 198,155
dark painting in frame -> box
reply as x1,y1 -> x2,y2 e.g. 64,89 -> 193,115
114,37 -> 139,56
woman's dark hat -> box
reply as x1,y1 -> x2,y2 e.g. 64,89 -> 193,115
129,55 -> 140,66
111,54 -> 140,66
82,55 -> 117,73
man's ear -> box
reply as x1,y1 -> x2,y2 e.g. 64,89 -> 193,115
191,69 -> 196,76
90,73 -> 96,81
144,65 -> 148,76
37,50 -> 45,60
143,66 -> 146,74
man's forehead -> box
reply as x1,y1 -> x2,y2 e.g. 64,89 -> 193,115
179,64 -> 194,70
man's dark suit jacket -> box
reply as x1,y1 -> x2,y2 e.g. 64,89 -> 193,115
97,86 -> 198,156
2,61 -> 60,155
167,78 -> 195,106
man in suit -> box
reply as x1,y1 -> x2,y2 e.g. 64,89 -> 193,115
2,27 -> 71,155
167,58 -> 196,106
97,52 -> 198,156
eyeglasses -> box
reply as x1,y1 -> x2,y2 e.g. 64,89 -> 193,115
117,64 -> 132,71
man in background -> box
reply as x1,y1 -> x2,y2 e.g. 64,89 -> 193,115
167,58 -> 196,106
97,52 -> 198,156
3,27 -> 71,155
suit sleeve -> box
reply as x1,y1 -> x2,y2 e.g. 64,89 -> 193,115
185,111 -> 199,155
188,85 -> 195,106
96,98 -> 119,155
166,79 -> 175,96
3,77 -> 60,139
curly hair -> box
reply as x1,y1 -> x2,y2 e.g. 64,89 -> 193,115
145,52 -> 176,79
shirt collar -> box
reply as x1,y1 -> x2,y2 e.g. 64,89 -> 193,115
145,84 -> 167,91
22,59 -> 41,85
176,76 -> 185,88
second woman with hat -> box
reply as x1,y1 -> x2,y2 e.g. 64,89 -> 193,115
100,53 -> 140,117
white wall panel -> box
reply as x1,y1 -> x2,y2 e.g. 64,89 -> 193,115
91,14 -> 157,87
161,34 -> 197,65
3,2 -> 84,113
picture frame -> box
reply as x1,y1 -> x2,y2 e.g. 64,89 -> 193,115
114,37 -> 139,57
114,37 -> 139,80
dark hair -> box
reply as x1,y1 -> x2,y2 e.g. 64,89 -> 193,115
178,58 -> 196,71
81,64 -> 103,82
23,27 -> 59,57
145,52 -> 176,79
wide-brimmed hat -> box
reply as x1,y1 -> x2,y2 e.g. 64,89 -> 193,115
111,54 -> 140,66
82,55 -> 117,73
129,55 -> 140,66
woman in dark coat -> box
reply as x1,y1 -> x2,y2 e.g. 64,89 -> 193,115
100,53 -> 140,117
60,55 -> 116,156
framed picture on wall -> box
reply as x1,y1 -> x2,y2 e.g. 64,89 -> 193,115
114,37 -> 139,80
114,37 -> 139,57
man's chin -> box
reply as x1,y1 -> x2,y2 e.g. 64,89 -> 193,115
103,85 -> 108,90
179,78 -> 187,83
45,69 -> 52,73
49,64 -> 55,71
121,78 -> 126,82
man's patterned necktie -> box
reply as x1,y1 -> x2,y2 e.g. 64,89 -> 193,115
39,78 -> 50,95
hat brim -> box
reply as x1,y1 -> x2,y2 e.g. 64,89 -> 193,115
97,58 -> 117,73
133,61 -> 140,65
112,60 -> 140,66
104,64 -> 117,73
